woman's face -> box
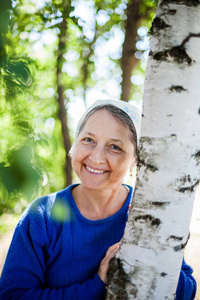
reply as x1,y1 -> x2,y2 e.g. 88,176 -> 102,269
72,110 -> 136,192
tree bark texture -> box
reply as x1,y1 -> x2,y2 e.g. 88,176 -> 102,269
121,0 -> 141,102
107,1 -> 200,299
57,2 -> 72,186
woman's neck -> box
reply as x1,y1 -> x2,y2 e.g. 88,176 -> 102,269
72,184 -> 129,220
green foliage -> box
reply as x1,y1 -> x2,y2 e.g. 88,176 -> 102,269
0,0 -> 12,61
0,213 -> 19,237
0,0 -> 157,215
0,145 -> 41,201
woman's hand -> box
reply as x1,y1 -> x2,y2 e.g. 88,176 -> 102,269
98,243 -> 120,284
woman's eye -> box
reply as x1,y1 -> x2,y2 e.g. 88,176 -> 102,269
84,138 -> 93,143
110,144 -> 121,151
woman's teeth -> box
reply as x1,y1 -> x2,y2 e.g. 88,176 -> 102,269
85,165 -> 105,174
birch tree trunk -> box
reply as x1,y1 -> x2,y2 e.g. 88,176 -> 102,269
107,1 -> 200,299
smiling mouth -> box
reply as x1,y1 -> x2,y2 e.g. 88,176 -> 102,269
85,164 -> 107,174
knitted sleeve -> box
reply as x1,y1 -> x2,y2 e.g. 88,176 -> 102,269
0,199 -> 106,300
175,258 -> 197,300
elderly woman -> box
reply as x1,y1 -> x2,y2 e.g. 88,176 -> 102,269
0,100 -> 196,300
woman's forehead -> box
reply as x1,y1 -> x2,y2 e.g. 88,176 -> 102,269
84,109 -> 126,128
81,110 -> 131,138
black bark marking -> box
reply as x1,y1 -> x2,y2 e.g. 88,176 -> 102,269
150,17 -> 170,35
178,181 -> 199,193
107,258 -> 131,299
195,150 -> 200,157
149,50 -> 167,61
176,175 -> 199,193
192,150 -> 200,165
169,85 -> 187,92
180,174 -> 191,184
173,234 -> 190,252
160,272 -> 168,277
138,157 -> 158,172
167,235 -> 183,241
169,47 -> 192,64
174,244 -> 185,251
192,150 -> 200,158
150,31 -> 200,65
167,9 -> 177,15
135,214 -> 161,228
139,136 -> 153,144
198,107 -> 200,114
150,46 -> 192,65
150,201 -> 170,208
161,0 -> 200,6
180,32 -> 200,48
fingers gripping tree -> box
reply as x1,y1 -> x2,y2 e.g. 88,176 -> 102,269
107,1 -> 200,299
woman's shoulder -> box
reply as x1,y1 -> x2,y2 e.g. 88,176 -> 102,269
8,185 -> 76,248
19,184 -> 76,228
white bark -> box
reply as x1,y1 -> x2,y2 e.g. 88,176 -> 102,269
107,1 -> 200,299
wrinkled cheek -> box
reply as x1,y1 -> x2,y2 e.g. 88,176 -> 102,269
71,158 -> 76,172
111,170 -> 125,183
71,148 -> 82,168
71,157 -> 81,177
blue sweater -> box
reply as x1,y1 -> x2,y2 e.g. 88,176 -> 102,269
0,184 -> 196,300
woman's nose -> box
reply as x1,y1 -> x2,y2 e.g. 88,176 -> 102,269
89,145 -> 106,164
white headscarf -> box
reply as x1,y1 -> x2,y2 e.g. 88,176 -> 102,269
70,99 -> 141,154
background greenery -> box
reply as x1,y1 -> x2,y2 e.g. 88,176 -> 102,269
0,0 -> 157,216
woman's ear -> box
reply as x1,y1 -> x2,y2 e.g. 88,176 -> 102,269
129,159 -> 137,176
68,143 -> 75,158
131,156 -> 137,169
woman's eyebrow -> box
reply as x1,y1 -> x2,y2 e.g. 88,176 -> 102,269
110,138 -> 124,145
83,132 -> 124,144
83,132 -> 95,136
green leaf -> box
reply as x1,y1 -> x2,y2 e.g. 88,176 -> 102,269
5,59 -> 33,86
0,145 -> 42,198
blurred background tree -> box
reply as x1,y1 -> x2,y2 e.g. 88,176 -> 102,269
0,0 -> 157,215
